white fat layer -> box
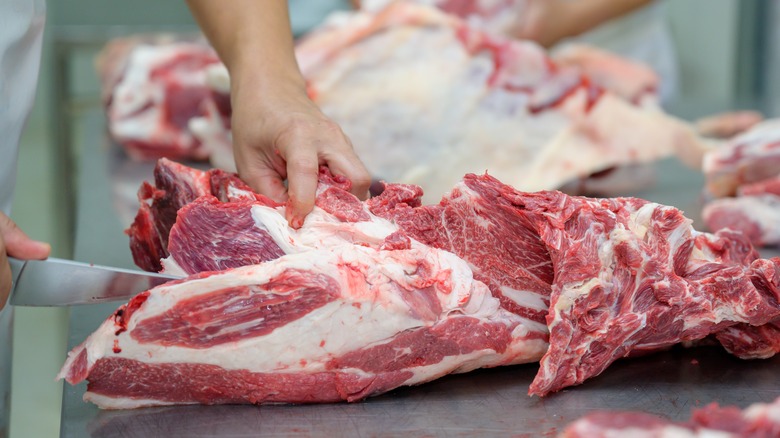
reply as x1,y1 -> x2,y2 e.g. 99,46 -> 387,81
84,392 -> 190,410
74,246 -> 540,379
250,205 -> 401,255
554,277 -> 602,313
160,257 -> 187,277
744,397 -> 780,423
597,426 -> 729,438
499,286 -> 548,312
627,202 -> 658,240
688,230 -> 713,263
629,203 -> 693,267
511,318 -> 549,337
665,216 -> 694,262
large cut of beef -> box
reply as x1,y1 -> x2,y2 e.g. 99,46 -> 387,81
59,159 -> 780,408
59,245 -> 547,409
365,172 -> 780,396
560,396 -> 780,438
101,2 -> 711,200
703,120 -> 780,247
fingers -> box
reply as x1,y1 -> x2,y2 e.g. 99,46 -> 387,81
695,111 -> 764,139
237,116 -> 370,227
324,148 -> 371,201
237,160 -> 289,203
230,84 -> 369,227
285,148 -> 320,228
0,213 -> 50,310
0,213 -> 50,260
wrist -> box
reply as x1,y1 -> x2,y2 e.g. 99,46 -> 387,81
555,1 -> 586,39
230,58 -> 308,101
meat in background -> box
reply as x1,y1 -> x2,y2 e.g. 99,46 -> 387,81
96,35 -> 224,162
561,396 -> 780,438
99,2 -> 714,202
703,119 -> 780,247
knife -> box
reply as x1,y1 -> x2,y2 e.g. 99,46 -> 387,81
8,257 -> 181,307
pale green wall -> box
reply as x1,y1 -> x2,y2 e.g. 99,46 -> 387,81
666,0 -> 742,117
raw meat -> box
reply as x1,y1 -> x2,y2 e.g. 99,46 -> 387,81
287,2 -> 710,201
97,36 -> 226,161
115,160 -> 780,405
364,173 -> 780,396
716,320 -> 780,360
362,0 -> 662,100
702,192 -> 780,247
361,0 -> 531,37
525,203 -> 779,396
560,396 -> 780,438
703,120 -> 780,198
125,158 -> 276,272
702,120 -> 780,247
57,245 -> 548,409
129,161 -> 554,331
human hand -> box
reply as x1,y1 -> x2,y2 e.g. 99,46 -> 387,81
695,111 -> 764,139
185,0 -> 370,228
1,212 -> 51,310
511,0 -> 575,48
511,0 -> 654,48
230,77 -> 371,229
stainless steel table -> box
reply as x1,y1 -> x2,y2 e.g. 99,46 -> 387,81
60,110 -> 780,437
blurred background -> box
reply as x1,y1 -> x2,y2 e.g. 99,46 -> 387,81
7,0 -> 780,436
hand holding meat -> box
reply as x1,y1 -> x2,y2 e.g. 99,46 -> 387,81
230,77 -> 370,228
185,0 -> 370,227
0,212 -> 50,310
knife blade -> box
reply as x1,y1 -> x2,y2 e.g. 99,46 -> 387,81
8,257 -> 181,307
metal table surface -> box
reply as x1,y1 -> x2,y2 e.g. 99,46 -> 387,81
61,110 -> 780,437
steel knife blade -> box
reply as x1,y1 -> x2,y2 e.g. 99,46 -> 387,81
8,257 -> 181,306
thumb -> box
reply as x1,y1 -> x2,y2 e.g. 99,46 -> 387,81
0,213 -> 50,260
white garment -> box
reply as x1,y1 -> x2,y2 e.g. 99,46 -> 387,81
0,0 -> 46,434
0,0 -> 45,215
556,2 -> 679,104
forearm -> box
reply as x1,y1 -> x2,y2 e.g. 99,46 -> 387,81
185,0 -> 305,92
564,0 -> 655,38
186,0 -> 370,221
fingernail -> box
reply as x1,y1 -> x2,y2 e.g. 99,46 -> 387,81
284,200 -> 302,229
34,241 -> 51,255
285,203 -> 293,224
